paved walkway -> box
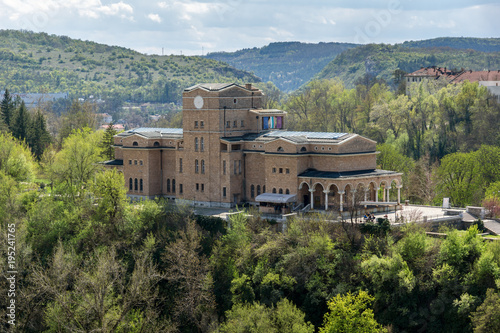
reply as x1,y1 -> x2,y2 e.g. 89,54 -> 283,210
193,204 -> 455,223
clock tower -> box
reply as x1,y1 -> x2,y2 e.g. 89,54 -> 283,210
178,83 -> 264,206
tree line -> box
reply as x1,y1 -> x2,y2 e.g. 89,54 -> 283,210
1,89 -> 51,160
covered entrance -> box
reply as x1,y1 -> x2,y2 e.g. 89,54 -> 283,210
256,193 -> 297,214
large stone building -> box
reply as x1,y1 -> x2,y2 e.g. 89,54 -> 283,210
107,83 -> 402,211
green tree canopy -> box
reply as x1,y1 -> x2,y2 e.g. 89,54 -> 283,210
319,290 -> 386,333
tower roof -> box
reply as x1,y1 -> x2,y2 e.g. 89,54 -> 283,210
184,83 -> 259,92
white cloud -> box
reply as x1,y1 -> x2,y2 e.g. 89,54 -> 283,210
78,1 -> 134,20
0,0 -> 134,22
147,13 -> 161,23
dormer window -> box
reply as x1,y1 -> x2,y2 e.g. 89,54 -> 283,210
300,147 -> 307,152
154,141 -> 160,147
133,141 -> 138,146
277,147 -> 284,152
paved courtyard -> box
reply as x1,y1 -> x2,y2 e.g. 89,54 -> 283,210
193,204 -> 455,223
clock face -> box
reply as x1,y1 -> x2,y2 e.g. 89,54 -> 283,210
194,95 -> 204,109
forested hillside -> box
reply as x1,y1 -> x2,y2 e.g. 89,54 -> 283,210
205,41 -> 357,92
401,37 -> 500,52
316,44 -> 500,88
0,30 -> 260,103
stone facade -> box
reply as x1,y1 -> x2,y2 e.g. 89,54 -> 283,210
107,83 -> 402,210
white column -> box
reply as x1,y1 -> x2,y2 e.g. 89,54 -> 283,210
382,186 -> 386,202
324,190 -> 329,210
375,187 -> 380,203
364,189 -> 368,208
309,189 -> 315,209
338,191 -> 345,212
386,187 -> 391,202
397,185 -> 403,205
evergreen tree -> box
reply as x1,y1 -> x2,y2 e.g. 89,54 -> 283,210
28,109 -> 51,160
1,89 -> 14,129
11,101 -> 31,142
100,123 -> 118,160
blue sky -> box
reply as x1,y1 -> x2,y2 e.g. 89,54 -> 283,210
0,0 -> 498,55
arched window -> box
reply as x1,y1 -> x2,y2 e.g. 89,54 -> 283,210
257,185 -> 261,196
133,141 -> 138,146
167,179 -> 171,192
201,137 -> 204,152
195,159 -> 199,173
251,185 -> 255,198
201,160 -> 205,174
140,179 -> 143,192
134,178 -> 138,191
272,188 -> 276,194
129,178 -> 133,190
194,137 -> 199,151
172,179 -> 176,193
154,141 -> 160,147
263,185 -> 266,193
300,147 -> 307,152
279,188 -> 283,194
277,147 -> 284,152
286,189 -> 290,194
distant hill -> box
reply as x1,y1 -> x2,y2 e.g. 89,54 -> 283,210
400,37 -> 500,53
315,43 -> 500,88
205,41 -> 357,92
0,30 -> 260,103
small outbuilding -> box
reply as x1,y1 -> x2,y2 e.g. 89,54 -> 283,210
255,193 -> 297,214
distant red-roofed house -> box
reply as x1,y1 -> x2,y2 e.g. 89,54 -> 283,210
405,67 -> 500,97
100,124 -> 125,131
96,113 -> 113,124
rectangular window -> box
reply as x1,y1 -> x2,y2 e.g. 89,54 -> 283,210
286,168 -> 290,174
196,183 -> 199,191
234,160 -> 237,175
241,120 -> 244,127
179,184 -> 183,194
238,160 -> 241,174
272,167 -> 276,173
201,184 -> 204,192
194,121 -> 198,128
134,160 -> 137,165
140,179 -> 143,192
200,121 -> 204,128
279,168 -> 283,174
179,158 -> 183,173
233,120 -> 237,128
226,121 -> 230,128
223,160 -> 226,175
223,187 -> 226,197
129,160 -> 132,165
139,160 -> 143,166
